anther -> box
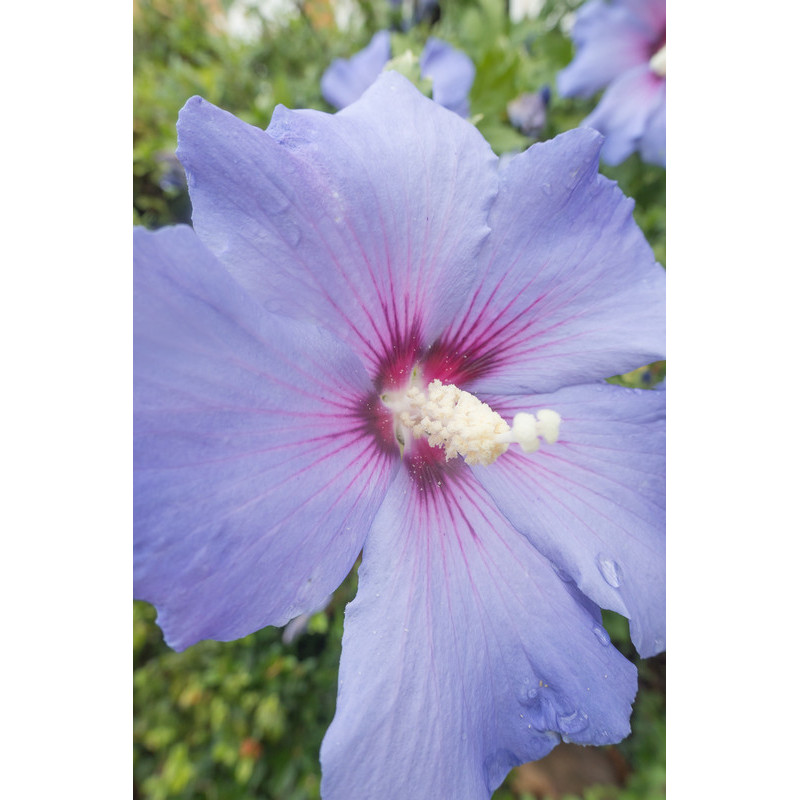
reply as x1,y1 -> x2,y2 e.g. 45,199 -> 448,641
649,45 -> 666,77
386,379 -> 561,466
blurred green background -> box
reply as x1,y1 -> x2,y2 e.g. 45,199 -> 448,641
133,1 -> 666,797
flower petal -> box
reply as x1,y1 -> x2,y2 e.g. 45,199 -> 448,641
639,80 -> 666,167
321,459 -> 637,799
475,383 -> 665,657
177,72 -> 498,379
133,226 -> 398,651
420,37 -> 475,118
618,0 -> 666,39
426,128 -> 665,394
557,0 -> 652,99
321,30 -> 391,110
583,64 -> 665,166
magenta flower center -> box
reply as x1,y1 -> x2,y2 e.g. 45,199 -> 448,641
370,358 -> 561,472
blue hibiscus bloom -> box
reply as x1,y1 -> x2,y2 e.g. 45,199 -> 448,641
321,30 -> 475,117
134,72 -> 665,799
558,0 -> 666,166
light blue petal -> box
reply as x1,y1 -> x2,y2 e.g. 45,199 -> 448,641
639,80 -> 666,166
583,64 -> 665,165
321,460 -> 637,799
420,37 -> 475,118
618,0 -> 666,39
425,128 -> 665,394
557,0 -> 653,99
321,30 -> 391,110
134,226 -> 398,650
177,72 -> 498,383
475,383 -> 665,657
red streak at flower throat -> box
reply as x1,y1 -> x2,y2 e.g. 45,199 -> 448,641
357,387 -> 453,492
356,395 -> 396,458
372,319 -> 424,393
366,321 -> 491,493
404,436 -> 463,498
422,338 -> 490,387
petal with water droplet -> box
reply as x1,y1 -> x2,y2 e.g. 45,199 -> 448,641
476,382 -> 665,658
321,463 -> 636,798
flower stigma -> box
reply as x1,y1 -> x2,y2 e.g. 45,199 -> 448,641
649,45 -> 666,77
381,376 -> 561,466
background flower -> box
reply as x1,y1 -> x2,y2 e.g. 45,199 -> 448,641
321,30 -> 393,109
558,0 -> 666,166
506,86 -> 550,138
321,30 -> 475,116
135,72 -> 664,799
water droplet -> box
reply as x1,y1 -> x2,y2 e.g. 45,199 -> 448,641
565,169 -> 580,189
557,710 -> 589,735
520,685 -> 561,732
284,221 -> 301,246
596,555 -> 623,588
520,687 -> 540,706
274,210 -> 301,246
592,624 -> 611,646
540,182 -> 552,196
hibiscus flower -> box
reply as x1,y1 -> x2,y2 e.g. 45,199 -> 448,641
558,0 -> 666,166
134,72 -> 665,799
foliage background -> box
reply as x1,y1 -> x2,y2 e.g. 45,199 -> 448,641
133,1 -> 666,797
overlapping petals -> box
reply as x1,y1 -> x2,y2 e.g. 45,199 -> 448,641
558,0 -> 666,166
177,73 -> 497,379
637,80 -> 666,166
619,0 -> 667,38
583,64 -> 665,167
426,128 -> 665,394
321,457 -> 637,799
557,0 -> 652,97
477,383 -> 665,657
133,226 -> 397,650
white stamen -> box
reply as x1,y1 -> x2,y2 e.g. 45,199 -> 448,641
649,45 -> 666,77
384,378 -> 561,466
496,410 -> 562,453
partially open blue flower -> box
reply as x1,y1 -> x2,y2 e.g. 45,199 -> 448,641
558,0 -> 666,166
321,30 -> 475,117
507,86 -> 551,138
134,73 -> 665,799
321,31 -> 393,110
